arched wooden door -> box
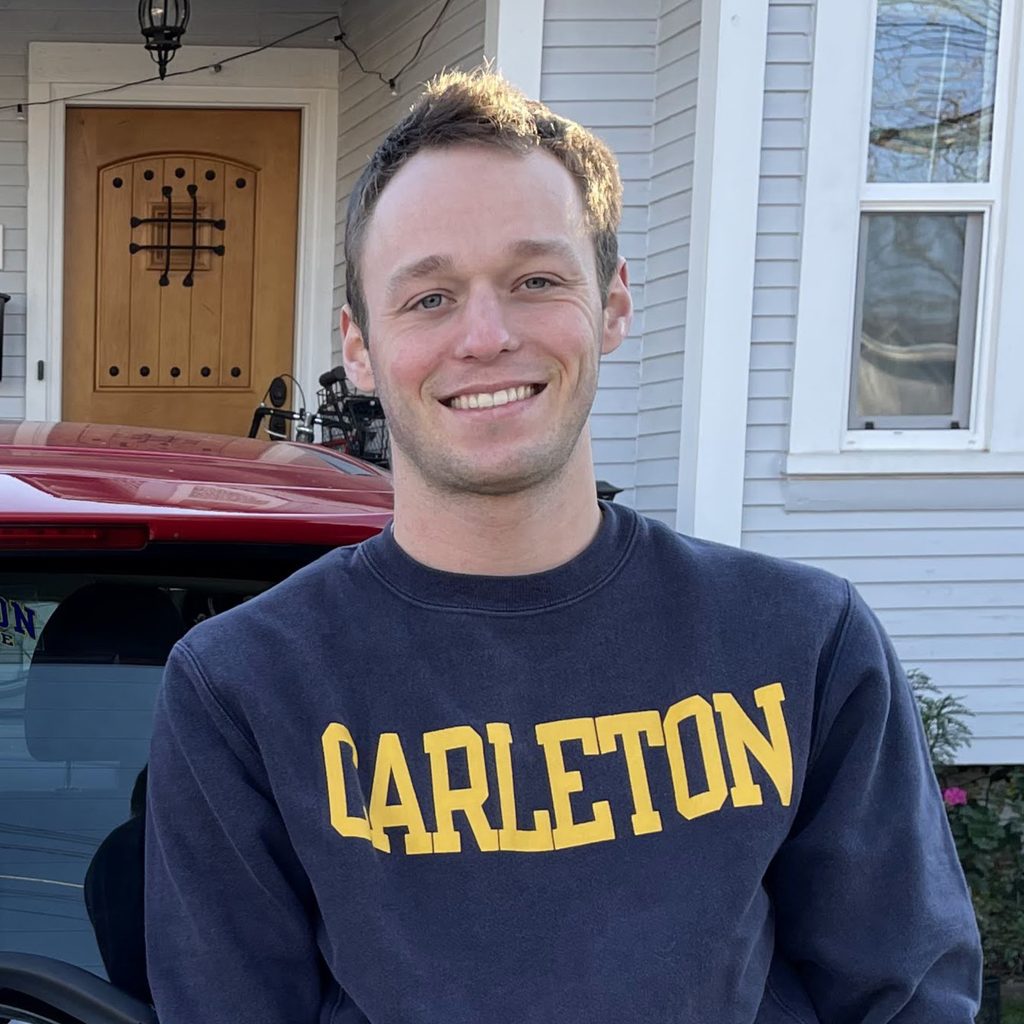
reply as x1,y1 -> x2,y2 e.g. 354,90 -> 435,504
63,107 -> 300,436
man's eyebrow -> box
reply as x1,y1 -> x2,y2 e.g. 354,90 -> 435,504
507,238 -> 585,271
385,254 -> 456,304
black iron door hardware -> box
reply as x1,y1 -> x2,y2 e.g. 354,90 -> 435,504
129,183 -> 226,286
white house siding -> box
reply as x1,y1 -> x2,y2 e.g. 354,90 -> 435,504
539,0 -> 698,519
332,0 -> 486,361
0,0 -> 342,423
637,0 -> 699,525
741,0 -> 1024,764
541,0 -> 660,507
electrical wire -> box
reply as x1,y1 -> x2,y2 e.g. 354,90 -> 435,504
0,3 -> 454,115
335,0 -> 455,93
0,16 -> 340,114
395,0 -> 456,83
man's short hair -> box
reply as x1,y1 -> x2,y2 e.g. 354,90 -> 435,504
343,68 -> 623,337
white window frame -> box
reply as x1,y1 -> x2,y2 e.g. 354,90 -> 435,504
788,0 -> 1024,476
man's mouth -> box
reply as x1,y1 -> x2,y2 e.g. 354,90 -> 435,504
442,384 -> 546,410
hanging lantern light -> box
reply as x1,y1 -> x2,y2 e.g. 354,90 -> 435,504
138,0 -> 191,80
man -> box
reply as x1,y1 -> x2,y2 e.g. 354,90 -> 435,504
146,70 -> 982,1022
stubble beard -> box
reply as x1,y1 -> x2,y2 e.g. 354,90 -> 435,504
375,357 -> 600,500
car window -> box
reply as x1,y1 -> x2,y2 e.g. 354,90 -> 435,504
0,570 -> 273,980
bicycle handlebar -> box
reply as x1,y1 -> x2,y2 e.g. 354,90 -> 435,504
248,403 -> 348,441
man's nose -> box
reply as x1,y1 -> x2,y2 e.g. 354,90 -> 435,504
454,287 -> 517,360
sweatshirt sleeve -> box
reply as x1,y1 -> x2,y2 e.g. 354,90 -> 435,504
766,582 -> 983,1023
145,641 -> 327,1024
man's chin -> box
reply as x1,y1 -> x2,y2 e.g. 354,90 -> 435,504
420,451 -> 568,498
439,466 -> 556,498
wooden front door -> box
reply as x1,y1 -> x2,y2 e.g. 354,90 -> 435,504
63,107 -> 300,436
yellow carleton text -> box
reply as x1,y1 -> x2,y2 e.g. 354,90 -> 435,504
321,683 -> 792,855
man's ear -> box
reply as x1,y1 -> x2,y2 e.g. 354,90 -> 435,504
601,258 -> 633,356
341,305 -> 375,392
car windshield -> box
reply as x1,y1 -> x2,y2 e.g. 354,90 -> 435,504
0,565 -> 285,980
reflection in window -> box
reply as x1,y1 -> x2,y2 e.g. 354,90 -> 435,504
0,581 -> 179,979
851,212 -> 981,427
0,575 -> 264,979
868,0 -> 1001,183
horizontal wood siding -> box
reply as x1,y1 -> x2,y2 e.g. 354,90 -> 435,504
0,0 -> 343,422
542,0 -> 660,507
638,0 -> 699,525
743,0 -> 1024,764
333,0 -> 486,360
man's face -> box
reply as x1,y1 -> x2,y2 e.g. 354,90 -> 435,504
342,145 -> 631,497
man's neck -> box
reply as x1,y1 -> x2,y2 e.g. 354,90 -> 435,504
390,450 -> 603,577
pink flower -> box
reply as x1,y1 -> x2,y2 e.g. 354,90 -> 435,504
943,787 -> 968,807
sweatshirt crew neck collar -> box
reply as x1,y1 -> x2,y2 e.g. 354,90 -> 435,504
356,499 -> 639,613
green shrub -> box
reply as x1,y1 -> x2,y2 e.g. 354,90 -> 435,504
908,668 -> 973,769
910,669 -> 1024,982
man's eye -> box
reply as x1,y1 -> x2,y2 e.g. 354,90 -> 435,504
522,277 -> 552,290
417,294 -> 444,310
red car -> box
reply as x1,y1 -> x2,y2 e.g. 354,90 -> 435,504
0,422 -> 392,1024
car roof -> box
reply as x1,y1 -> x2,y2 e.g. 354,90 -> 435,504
0,422 -> 393,546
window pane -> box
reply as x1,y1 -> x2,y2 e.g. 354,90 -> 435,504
0,573 -> 269,984
868,0 -> 1001,183
853,212 -> 980,423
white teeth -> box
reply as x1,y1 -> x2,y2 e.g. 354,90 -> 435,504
448,385 -> 540,410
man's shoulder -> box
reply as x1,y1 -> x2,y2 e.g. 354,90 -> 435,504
629,508 -> 851,623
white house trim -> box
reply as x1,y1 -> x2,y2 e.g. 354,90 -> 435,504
988,0 -> 1024,457
787,2 -> 874,472
788,0 -> 1024,477
675,0 -> 770,543
484,0 -> 544,98
787,451 -> 1024,477
24,43 -> 339,422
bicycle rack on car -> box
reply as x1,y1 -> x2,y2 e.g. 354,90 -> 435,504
248,368 -> 391,467
316,371 -> 390,467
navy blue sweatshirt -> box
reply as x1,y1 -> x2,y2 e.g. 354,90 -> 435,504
146,502 -> 981,1023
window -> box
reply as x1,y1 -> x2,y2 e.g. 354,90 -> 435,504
850,211 -> 981,430
867,2 -> 1000,186
788,0 -> 1024,474
854,1 -> 997,432
0,570 -> 272,980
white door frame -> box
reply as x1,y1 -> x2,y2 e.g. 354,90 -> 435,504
25,42 -> 339,422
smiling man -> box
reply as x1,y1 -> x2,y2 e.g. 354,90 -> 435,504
146,71 -> 982,1023
340,117 -> 631,571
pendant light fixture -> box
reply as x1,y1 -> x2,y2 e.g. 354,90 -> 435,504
138,0 -> 191,80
